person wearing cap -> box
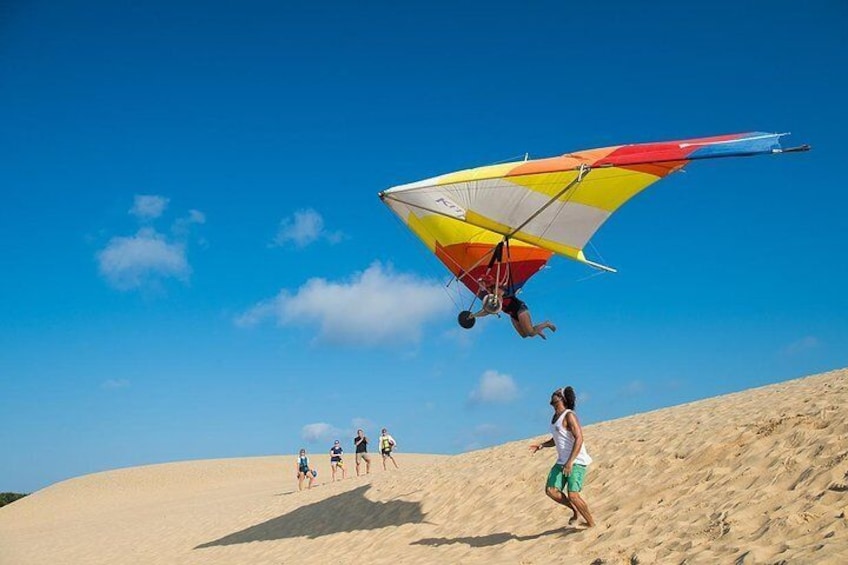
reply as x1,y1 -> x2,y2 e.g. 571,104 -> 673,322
529,386 -> 595,527
329,439 -> 346,481
478,275 -> 556,340
353,429 -> 371,476
379,428 -> 398,470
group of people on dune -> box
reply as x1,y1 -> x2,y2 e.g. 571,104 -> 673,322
293,386 -> 595,529
296,428 -> 398,490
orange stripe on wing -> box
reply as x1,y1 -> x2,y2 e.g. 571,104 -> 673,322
506,147 -> 618,177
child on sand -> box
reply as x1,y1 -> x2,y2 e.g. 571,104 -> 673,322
296,449 -> 315,491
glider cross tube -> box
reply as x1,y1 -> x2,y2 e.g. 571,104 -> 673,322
505,162 -> 592,241
502,163 -> 617,273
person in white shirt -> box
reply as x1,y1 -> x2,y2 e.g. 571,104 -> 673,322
529,386 -> 595,527
379,428 -> 399,470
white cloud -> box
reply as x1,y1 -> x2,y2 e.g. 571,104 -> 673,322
307,418 -> 377,440
301,422 -> 340,443
234,300 -> 278,328
783,336 -> 820,356
235,262 -> 451,345
351,417 -> 375,433
97,228 -> 190,290
469,370 -> 519,404
172,209 -> 206,237
130,195 -> 169,220
272,209 -> 344,248
101,379 -> 130,390
98,196 -> 205,292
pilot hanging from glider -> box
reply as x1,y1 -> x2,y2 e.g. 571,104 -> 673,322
473,273 -> 556,339
460,239 -> 556,339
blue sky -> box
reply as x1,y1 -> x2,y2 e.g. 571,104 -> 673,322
2,1 -> 846,493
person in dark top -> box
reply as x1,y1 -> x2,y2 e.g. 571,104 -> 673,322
354,428 -> 371,476
481,276 -> 556,340
329,440 -> 346,482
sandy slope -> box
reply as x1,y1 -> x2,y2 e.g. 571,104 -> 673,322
2,368 -> 847,564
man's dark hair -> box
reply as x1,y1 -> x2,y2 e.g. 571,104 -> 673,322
563,386 -> 576,410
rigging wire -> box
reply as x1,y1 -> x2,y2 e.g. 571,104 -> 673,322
588,240 -> 609,268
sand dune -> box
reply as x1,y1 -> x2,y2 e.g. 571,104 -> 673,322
2,368 -> 847,564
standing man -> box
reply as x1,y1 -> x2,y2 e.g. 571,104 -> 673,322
529,386 -> 595,528
379,428 -> 399,470
354,429 -> 371,476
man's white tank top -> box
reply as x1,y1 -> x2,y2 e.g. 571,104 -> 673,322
551,409 -> 592,466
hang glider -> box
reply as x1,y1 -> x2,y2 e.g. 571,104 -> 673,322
379,132 -> 809,326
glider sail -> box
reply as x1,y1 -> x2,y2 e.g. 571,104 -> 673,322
380,132 -> 807,294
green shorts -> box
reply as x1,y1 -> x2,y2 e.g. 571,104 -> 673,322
546,463 -> 587,493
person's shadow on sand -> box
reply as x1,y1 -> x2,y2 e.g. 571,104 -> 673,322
410,526 -> 580,548
195,485 -> 425,549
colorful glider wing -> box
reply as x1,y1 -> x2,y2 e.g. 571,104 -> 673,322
380,132 -> 806,293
